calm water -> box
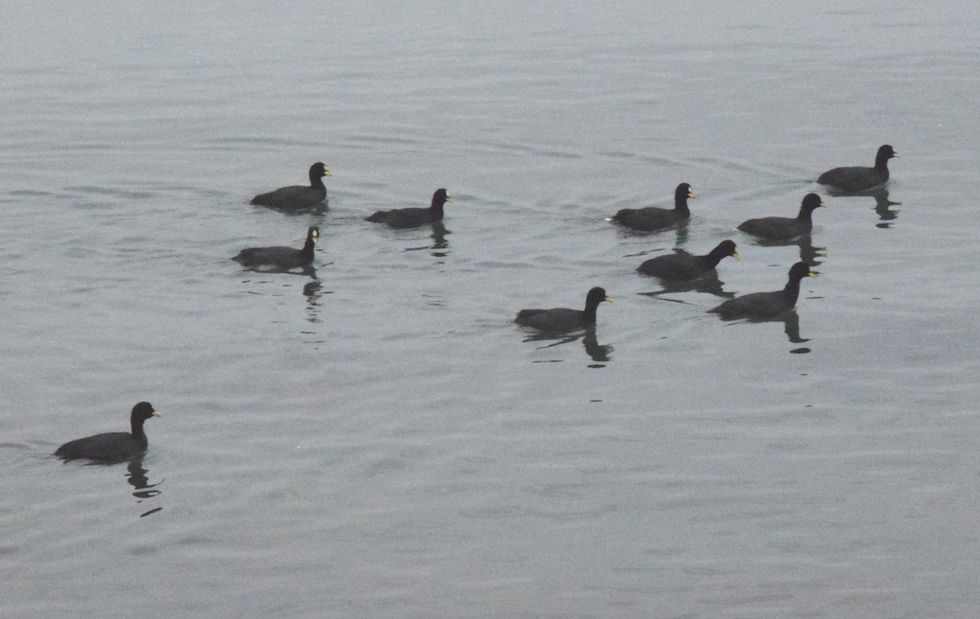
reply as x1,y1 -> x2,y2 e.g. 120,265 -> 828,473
2,1 -> 979,616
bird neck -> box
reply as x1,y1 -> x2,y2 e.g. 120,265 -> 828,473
309,170 -> 326,190
796,206 -> 816,223
700,246 -> 729,269
583,298 -> 601,323
429,197 -> 446,220
674,191 -> 690,215
301,236 -> 317,259
130,417 -> 148,442
874,152 -> 891,175
783,276 -> 803,304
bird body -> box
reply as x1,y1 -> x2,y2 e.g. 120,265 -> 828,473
817,145 -> 897,192
55,402 -> 159,464
737,193 -> 826,240
638,240 -> 739,281
515,287 -> 611,333
233,226 -> 319,270
251,162 -> 331,211
516,308 -> 589,333
612,183 -> 695,231
366,188 -> 451,229
709,262 -> 816,319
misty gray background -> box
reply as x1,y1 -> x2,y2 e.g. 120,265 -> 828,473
2,1 -> 979,617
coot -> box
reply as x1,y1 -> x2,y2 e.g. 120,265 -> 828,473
737,194 -> 826,240
709,262 -> 816,319
817,145 -> 898,192
251,162 -> 331,211
366,188 -> 451,229
637,240 -> 740,281
55,402 -> 159,464
233,226 -> 319,269
611,183 -> 695,231
515,287 -> 611,333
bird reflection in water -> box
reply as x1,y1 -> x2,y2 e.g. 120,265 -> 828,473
523,326 -> 613,367
430,222 -> 450,257
639,271 -> 735,299
825,187 -> 900,228
776,309 -> 808,345
616,219 -> 689,248
873,188 -> 900,227
748,234 -> 825,268
795,235 -> 826,267
126,457 -> 164,518
582,326 -> 613,365
669,220 -> 689,247
729,310 -> 810,349
302,276 -> 331,324
403,222 -> 451,258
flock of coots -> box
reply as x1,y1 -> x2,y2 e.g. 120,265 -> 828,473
55,145 -> 897,464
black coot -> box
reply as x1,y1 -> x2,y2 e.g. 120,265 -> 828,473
233,226 -> 319,269
251,162 -> 331,211
709,262 -> 816,319
737,194 -> 826,240
637,240 -> 740,281
515,287 -> 611,333
817,145 -> 898,192
55,402 -> 159,464
611,183 -> 696,231
366,188 -> 451,229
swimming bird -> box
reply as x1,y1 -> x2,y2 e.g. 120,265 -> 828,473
233,226 -> 319,270
251,162 -> 331,211
515,287 -> 611,333
611,183 -> 695,231
55,402 -> 160,464
637,240 -> 740,281
366,188 -> 451,229
737,194 -> 826,240
817,145 -> 898,192
709,262 -> 816,319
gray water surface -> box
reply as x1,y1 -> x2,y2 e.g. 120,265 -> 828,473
2,2 -> 979,617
